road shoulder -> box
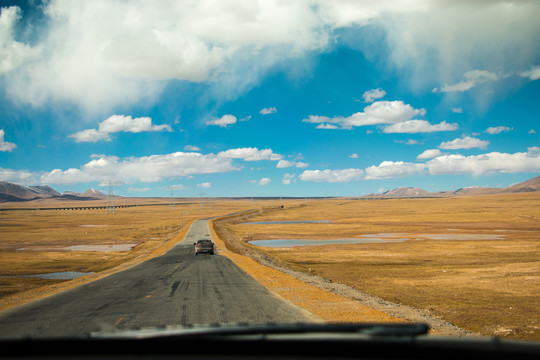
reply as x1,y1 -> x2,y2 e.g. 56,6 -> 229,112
209,217 -> 475,337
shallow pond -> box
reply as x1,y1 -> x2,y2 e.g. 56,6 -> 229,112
62,244 -> 137,252
249,233 -> 505,248
1,271 -> 94,280
249,236 -> 407,248
17,244 -> 137,252
242,220 -> 330,225
418,234 -> 505,240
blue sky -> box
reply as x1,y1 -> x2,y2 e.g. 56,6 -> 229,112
1,1 -> 539,197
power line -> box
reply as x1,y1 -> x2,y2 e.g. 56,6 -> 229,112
165,186 -> 176,208
99,181 -> 124,215
165,185 -> 184,209
197,193 -> 206,208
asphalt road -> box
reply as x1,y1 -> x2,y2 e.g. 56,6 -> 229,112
0,219 -> 316,338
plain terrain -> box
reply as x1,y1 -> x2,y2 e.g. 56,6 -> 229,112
0,199 -> 255,309
219,193 -> 540,340
0,194 -> 538,340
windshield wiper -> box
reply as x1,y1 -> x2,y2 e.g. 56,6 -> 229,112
4,322 -> 540,359
90,322 -> 430,339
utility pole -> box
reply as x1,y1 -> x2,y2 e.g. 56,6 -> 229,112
165,185 -> 184,209
198,193 -> 206,208
107,183 -> 115,215
100,181 -> 124,215
165,186 -> 175,208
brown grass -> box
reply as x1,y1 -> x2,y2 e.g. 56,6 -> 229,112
1,194 -> 538,341
222,194 -> 540,340
209,215 -> 405,324
0,198 -> 256,311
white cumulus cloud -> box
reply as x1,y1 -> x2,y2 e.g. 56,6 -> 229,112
364,161 -> 425,180
485,126 -> 512,135
217,147 -> 283,161
520,66 -> 540,81
0,129 -> 17,151
298,148 -> 540,183
417,149 -> 443,160
427,147 -> 540,176
362,88 -> 386,103
206,114 -> 238,128
39,152 -> 234,185
282,173 -> 295,185
0,167 -> 37,184
259,177 -> 272,186
1,1 -> 331,112
304,100 -> 426,130
36,147 -> 282,185
433,70 -> 499,93
276,160 -> 295,168
69,115 -> 172,143
276,159 -> 308,168
98,115 -> 172,133
69,129 -> 111,143
439,136 -> 489,150
299,168 -> 364,183
0,7 -> 41,74
259,107 -> 277,115
383,120 -> 458,133
315,123 -> 339,129
2,1 -> 540,114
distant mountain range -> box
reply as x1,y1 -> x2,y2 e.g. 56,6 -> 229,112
362,175 -> 540,198
1,175 -> 539,202
0,182 -> 107,202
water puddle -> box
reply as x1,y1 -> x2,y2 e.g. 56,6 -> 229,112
17,244 -> 137,252
62,244 -> 137,252
418,234 -> 505,240
242,220 -> 330,225
1,271 -> 94,280
249,237 -> 407,248
249,233 -> 505,248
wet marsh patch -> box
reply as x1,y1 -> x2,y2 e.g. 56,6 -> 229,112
16,244 -> 138,252
248,233 -> 506,248
1,271 -> 94,280
226,194 -> 540,340
0,198 -> 267,311
241,220 -> 331,225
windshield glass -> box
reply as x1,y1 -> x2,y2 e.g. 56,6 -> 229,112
0,0 -> 538,344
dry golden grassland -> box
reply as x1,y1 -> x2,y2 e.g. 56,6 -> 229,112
1,195 -> 539,341
0,198 -> 255,310
223,194 -> 540,340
